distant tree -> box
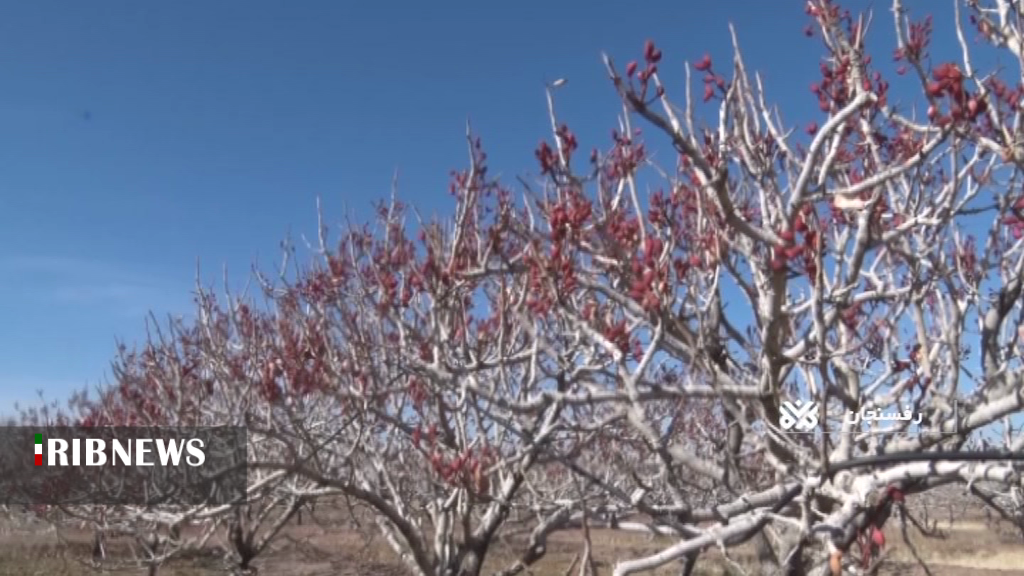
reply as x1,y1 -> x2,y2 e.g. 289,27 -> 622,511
53,160 -> 600,576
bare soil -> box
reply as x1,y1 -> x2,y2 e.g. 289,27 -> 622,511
0,513 -> 1021,575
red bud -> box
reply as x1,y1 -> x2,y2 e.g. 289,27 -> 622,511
871,526 -> 886,548
784,245 -> 804,259
644,40 -> 661,63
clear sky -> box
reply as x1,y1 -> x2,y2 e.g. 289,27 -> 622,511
0,0 -> 960,414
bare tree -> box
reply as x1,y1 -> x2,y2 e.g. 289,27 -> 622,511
519,1 -> 1024,574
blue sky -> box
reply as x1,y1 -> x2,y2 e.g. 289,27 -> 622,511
0,0 -> 966,414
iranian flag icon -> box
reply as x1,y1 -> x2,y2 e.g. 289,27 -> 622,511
35,433 -> 43,466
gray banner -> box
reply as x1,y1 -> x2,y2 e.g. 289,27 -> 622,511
0,427 -> 247,506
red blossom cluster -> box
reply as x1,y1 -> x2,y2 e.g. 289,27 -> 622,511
693,54 -> 727,102
556,123 -> 578,164
604,129 -> 646,180
535,141 -> 557,175
649,183 -> 726,277
770,204 -> 821,281
602,319 -> 631,355
805,1 -> 854,44
956,235 -> 980,285
1001,197 -> 1024,239
534,125 -> 580,175
426,443 -> 492,494
626,40 -> 662,80
893,15 -> 932,68
985,77 -> 1024,115
879,126 -> 925,164
624,40 -> 665,100
805,1 -> 891,116
811,55 -> 885,113
603,209 -> 641,252
805,0 -> 841,21
547,191 -> 592,244
926,63 -> 987,125
628,236 -> 668,313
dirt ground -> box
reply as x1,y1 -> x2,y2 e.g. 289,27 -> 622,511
0,513 -> 1021,575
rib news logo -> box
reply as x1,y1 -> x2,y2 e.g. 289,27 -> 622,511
1,426 -> 247,506
33,432 -> 207,467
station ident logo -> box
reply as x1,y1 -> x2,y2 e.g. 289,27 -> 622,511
779,400 -> 819,433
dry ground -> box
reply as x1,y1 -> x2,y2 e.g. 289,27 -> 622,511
0,513 -> 1021,575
